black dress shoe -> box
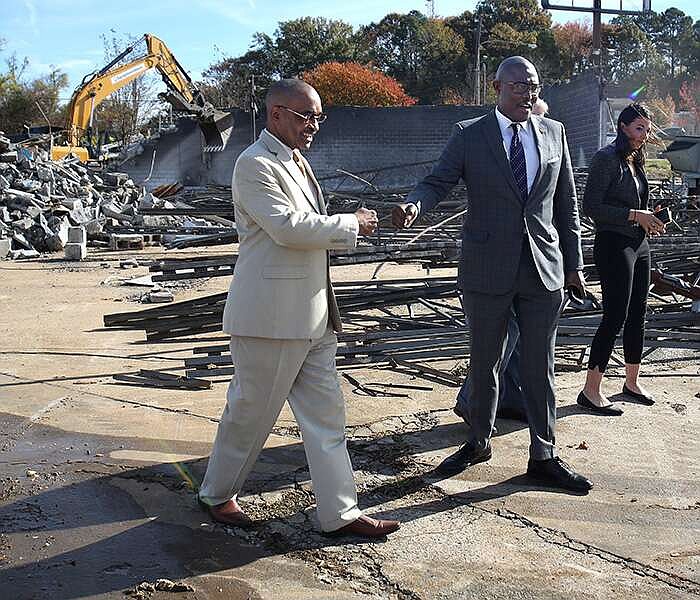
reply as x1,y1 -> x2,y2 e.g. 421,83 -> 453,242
436,442 -> 492,476
526,457 -> 593,494
622,384 -> 655,405
576,391 -> 623,416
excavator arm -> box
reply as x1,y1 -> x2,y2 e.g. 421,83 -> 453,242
54,34 -> 232,161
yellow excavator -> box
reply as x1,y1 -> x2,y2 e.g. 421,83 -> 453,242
52,33 -> 233,161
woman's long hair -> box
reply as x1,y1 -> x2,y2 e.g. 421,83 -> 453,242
614,102 -> 651,168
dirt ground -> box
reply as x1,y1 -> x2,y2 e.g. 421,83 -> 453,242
0,246 -> 698,600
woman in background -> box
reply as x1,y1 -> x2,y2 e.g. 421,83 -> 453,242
578,102 -> 665,415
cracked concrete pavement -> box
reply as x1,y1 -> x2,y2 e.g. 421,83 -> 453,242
0,249 -> 698,599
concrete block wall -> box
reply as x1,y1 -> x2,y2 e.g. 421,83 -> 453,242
123,106 -> 490,191
121,119 -> 205,189
122,72 -> 605,190
208,105 -> 492,191
541,70 -> 603,168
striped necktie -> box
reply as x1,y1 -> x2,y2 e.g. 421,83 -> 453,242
509,123 -> 528,205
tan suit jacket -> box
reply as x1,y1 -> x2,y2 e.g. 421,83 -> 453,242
222,129 -> 358,339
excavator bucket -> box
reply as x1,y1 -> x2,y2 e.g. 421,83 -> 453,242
199,109 -> 234,152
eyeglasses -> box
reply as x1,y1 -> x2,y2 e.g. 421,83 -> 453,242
507,81 -> 542,95
277,105 -> 327,124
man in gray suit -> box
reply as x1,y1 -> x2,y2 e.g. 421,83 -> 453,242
392,57 -> 592,493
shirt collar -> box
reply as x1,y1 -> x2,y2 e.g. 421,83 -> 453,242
263,128 -> 295,160
495,106 -> 530,138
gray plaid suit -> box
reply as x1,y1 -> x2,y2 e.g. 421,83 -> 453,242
407,110 -> 583,459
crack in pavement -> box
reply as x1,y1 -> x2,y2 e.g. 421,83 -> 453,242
492,508 -> 700,595
3,379 -> 696,597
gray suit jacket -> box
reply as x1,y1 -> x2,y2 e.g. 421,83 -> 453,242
407,111 -> 583,294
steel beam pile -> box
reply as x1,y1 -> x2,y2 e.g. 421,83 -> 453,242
103,163 -> 699,388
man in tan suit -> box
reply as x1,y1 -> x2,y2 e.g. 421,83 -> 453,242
198,79 -> 400,538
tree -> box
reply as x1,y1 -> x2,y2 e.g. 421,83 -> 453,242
678,79 -> 700,132
273,17 -> 356,77
357,11 -> 467,103
301,61 -> 416,107
475,0 -> 552,74
553,21 -> 593,78
605,17 -> 665,89
645,94 -> 675,129
201,17 -> 357,110
201,45 -> 278,110
0,45 -> 68,134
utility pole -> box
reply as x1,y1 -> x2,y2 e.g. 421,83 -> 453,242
425,0 -> 435,18
592,0 -> 602,72
473,16 -> 482,105
250,74 -> 256,144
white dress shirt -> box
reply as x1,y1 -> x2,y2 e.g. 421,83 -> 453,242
495,107 -> 539,193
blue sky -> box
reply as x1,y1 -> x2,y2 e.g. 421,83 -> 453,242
1,0 -> 697,100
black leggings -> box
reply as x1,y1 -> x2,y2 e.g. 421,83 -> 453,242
588,231 -> 650,372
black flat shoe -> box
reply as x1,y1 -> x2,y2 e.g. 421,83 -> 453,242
576,391 -> 623,416
622,384 -> 655,405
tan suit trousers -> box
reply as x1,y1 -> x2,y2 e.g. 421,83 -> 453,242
198,327 -> 362,531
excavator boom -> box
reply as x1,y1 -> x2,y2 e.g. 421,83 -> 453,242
53,33 -> 233,161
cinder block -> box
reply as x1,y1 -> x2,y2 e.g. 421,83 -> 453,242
64,242 -> 87,261
0,237 -> 10,259
68,226 -> 87,244
109,233 -> 144,251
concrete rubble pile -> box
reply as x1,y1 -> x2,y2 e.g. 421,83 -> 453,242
0,132 -> 218,260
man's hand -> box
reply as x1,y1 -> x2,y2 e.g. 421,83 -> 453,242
391,203 -> 418,229
565,270 -> 586,298
355,207 -> 378,236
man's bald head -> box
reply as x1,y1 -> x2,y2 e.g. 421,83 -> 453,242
495,56 -> 538,82
493,56 -> 540,123
265,78 -> 323,150
265,79 -> 319,116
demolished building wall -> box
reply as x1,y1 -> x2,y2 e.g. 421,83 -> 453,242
121,72 -> 605,189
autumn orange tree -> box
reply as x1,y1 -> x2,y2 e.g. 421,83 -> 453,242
301,61 -> 416,107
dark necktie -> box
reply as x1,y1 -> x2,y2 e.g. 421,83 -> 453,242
509,123 -> 528,205
292,149 -> 307,179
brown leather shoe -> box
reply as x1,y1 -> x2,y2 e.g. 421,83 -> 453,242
324,514 -> 400,538
198,496 -> 254,528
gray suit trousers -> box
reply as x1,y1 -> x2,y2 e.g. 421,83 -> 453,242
463,241 -> 564,460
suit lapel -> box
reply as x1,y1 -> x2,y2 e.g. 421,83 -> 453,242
259,130 -> 320,214
279,155 -> 321,214
482,112 -> 523,205
303,156 -> 327,215
528,116 -> 546,201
